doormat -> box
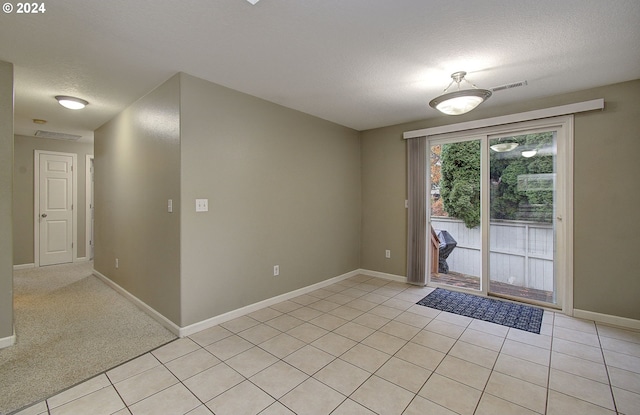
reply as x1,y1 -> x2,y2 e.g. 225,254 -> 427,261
416,288 -> 544,334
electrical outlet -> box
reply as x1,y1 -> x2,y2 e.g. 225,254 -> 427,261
273,265 -> 280,276
115,258 -> 119,268
385,250 -> 391,258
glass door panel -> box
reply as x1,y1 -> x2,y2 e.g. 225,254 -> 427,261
488,131 -> 557,305
429,139 -> 482,291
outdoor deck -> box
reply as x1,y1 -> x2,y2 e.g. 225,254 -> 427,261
430,271 -> 554,304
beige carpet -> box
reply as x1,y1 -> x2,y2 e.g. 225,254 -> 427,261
0,262 -> 177,414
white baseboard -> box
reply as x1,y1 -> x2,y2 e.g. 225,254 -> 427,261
13,263 -> 35,270
93,270 -> 182,337
0,331 -> 16,349
573,309 -> 640,331
359,269 -> 407,283
179,269 -> 360,337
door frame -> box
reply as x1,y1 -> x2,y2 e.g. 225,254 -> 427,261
425,116 -> 574,315
85,154 -> 94,261
34,150 -> 78,267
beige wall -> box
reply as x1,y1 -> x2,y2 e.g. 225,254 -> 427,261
94,74 -> 182,325
179,73 -> 361,326
13,135 -> 93,265
361,79 -> 640,320
0,61 -> 14,341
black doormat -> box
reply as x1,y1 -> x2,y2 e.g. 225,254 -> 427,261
416,288 -> 544,334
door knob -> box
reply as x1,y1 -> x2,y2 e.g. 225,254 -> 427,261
41,213 -> 47,218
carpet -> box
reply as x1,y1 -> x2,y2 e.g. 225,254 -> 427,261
417,288 -> 544,334
0,262 -> 177,414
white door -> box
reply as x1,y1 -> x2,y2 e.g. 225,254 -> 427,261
39,153 -> 74,266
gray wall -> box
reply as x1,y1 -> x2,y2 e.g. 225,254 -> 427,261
94,74 -> 182,325
179,74 -> 361,326
13,135 -> 93,265
361,79 -> 640,320
0,61 -> 14,341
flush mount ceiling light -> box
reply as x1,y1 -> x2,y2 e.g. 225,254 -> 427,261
429,71 -> 492,115
55,95 -> 88,110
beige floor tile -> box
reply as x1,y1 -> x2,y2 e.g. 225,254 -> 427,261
330,398 -> 377,414
493,353 -> 549,387
501,339 -> 550,366
264,313 -> 305,332
475,393 -> 540,415
612,387 -> 640,415
597,324 -> 640,345
341,288 -> 369,299
600,335 -> 640,358
247,307 -> 283,322
361,330 -> 407,355
381,297 -> 414,311
374,356 -> 431,393
393,311 -> 432,328
47,374 -> 110,409
309,313 -> 348,331
424,319 -> 465,339
552,337 -> 604,363
185,405 -> 214,415
327,305 -> 365,320
554,315 -> 597,334
314,358 -> 371,395
165,348 -> 220,381
395,341 -> 446,371
468,318 -> 509,337
448,340 -> 498,369
434,311 -> 473,328
258,402 -> 296,415
128,383 -> 200,415
225,346 -> 278,377
551,351 -> 609,383
333,321 -> 375,342
549,368 -> 615,410
369,304 -> 403,319
485,372 -> 547,413
258,332 -> 305,358
14,401 -> 48,415
308,299 -> 342,313
291,294 -> 321,306
609,366 -> 640,393
286,322 -> 329,343
114,364 -> 178,405
283,345 -> 335,375
378,320 -> 421,341
410,329 -> 456,353
183,363 -> 244,402
436,355 -> 491,390
604,349 -> 640,374
340,343 -> 391,373
352,312 -> 391,330
220,315 -> 260,333
289,306 -> 325,321
49,386 -> 125,415
351,375 -> 414,415
280,378 -> 346,415
250,360 -> 309,398
269,300 -> 303,313
407,304 -> 441,318
206,380 -> 274,415
308,288 -> 336,299
360,293 -> 390,304
205,334 -> 253,361
460,328 -> 505,351
348,299 -> 379,312
189,325 -> 233,347
325,293 -> 357,305
152,338 -> 201,363
418,373 -> 482,415
554,326 -> 600,347
402,395 -> 458,415
237,323 -> 281,344
546,390 -> 616,415
506,328 -> 552,349
311,332 -> 357,357
106,353 -> 160,384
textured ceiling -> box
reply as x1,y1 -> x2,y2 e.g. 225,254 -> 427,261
1,0 -> 639,142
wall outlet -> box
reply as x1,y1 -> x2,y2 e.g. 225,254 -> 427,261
273,265 -> 280,276
115,258 -> 119,269
385,250 -> 391,258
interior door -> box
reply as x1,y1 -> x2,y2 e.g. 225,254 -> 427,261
39,153 -> 74,266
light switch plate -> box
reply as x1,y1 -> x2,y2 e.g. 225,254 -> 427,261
195,199 -> 208,212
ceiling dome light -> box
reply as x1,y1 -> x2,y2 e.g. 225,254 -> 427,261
55,95 -> 88,110
429,71 -> 492,116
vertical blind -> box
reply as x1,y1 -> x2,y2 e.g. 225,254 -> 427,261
406,136 -> 427,285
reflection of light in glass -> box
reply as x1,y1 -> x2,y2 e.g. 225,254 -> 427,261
521,150 -> 537,158
490,142 -> 519,152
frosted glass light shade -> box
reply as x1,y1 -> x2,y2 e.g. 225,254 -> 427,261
55,96 -> 88,110
429,89 -> 492,115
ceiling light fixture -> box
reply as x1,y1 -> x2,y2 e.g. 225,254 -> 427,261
429,71 -> 492,115
55,95 -> 88,110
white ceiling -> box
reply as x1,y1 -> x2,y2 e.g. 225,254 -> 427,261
1,0 -> 639,143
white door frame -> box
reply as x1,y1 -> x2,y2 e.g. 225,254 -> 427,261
85,154 -> 94,261
34,150 -> 78,267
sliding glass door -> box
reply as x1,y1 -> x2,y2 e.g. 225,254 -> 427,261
427,118 -> 571,308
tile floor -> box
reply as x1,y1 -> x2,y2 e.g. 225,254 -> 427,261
14,274 -> 640,415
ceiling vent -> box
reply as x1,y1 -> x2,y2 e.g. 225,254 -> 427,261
490,80 -> 528,93
35,130 -> 82,141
